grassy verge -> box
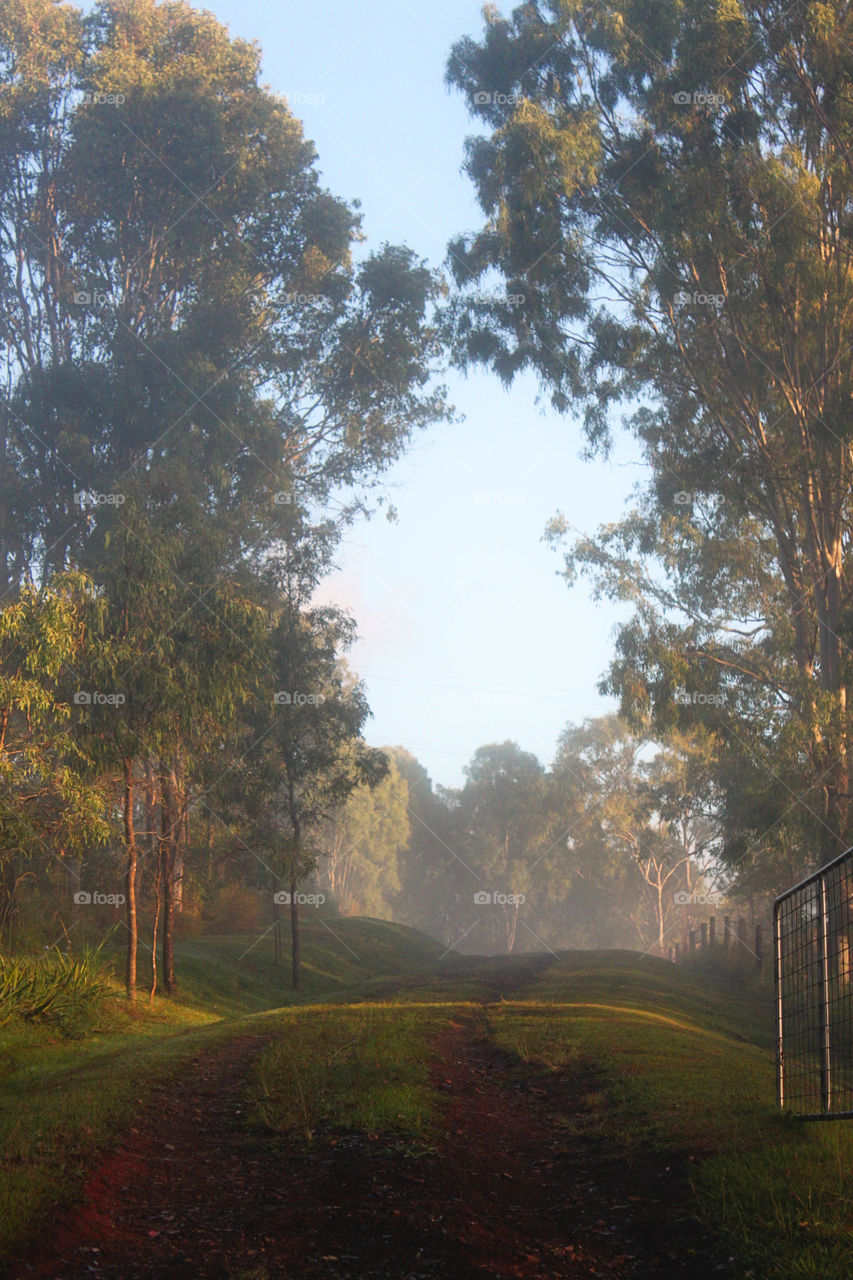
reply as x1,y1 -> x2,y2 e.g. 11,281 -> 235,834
6,940 -> 853,1279
481,953 -> 853,1280
0,918 -> 446,1265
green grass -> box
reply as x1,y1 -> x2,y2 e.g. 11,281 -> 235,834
0,947 -> 114,1030
249,1001 -> 452,1147
4,936 -> 853,1279
0,918 -> 446,1264
477,952 -> 853,1280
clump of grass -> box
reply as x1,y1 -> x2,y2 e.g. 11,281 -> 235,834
248,1001 -> 449,1146
0,947 -> 114,1031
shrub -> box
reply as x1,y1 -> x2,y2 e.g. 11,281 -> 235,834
203,883 -> 265,934
0,948 -> 114,1029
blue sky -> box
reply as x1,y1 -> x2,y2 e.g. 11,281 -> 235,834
156,0 -> 647,785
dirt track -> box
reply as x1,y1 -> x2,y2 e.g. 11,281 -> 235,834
10,1000 -> 735,1279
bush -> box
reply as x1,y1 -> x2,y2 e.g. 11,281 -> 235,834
173,897 -> 205,938
203,883 -> 265,934
0,948 -> 113,1029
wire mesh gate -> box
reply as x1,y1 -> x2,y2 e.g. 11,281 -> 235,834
774,847 -> 853,1118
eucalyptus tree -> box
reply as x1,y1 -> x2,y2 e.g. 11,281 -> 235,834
315,752 -> 410,917
389,748 -> 464,945
68,508 -> 266,996
0,0 -> 450,590
0,574 -> 110,942
0,0 -> 450,991
445,0 -> 853,869
242,596 -> 388,988
453,741 -> 556,954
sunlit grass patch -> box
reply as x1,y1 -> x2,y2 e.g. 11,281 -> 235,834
481,958 -> 853,1280
248,1001 -> 455,1146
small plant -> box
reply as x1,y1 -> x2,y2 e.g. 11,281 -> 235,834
0,945 -> 113,1029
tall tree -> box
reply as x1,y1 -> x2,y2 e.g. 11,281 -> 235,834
455,741 -> 556,953
316,752 -> 410,917
0,0 -> 451,995
446,0 -> 853,871
243,595 -> 387,987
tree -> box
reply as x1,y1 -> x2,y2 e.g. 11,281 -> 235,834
69,510 -> 266,997
0,0 -> 452,594
549,717 -> 655,950
455,742 -> 556,953
0,574 -> 110,941
390,748 -> 464,946
0,0 -> 451,995
445,0 -> 853,872
244,596 -> 387,987
316,752 -> 410,917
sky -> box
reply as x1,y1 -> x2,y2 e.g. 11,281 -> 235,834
146,0 -> 647,786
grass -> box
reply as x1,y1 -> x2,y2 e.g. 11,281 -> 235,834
4,935 -> 853,1278
0,917 -> 446,1264
477,951 -> 853,1280
0,947 -> 114,1030
248,1001 -> 452,1148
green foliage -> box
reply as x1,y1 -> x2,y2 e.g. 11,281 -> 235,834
0,0 -> 450,996
446,0 -> 853,871
316,751 -> 410,916
0,947 -> 113,1030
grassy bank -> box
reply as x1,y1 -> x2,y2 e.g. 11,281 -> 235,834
478,953 -> 852,1280
3,940 -> 851,1278
0,918 -> 446,1263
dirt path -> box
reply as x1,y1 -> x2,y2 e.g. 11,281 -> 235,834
9,1009 -> 736,1279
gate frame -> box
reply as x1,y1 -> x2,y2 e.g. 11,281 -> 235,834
774,845 -> 853,1120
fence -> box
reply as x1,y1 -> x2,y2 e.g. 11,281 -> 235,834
666,916 -> 764,966
774,847 -> 853,1119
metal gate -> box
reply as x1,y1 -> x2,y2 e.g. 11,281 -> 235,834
774,847 -> 853,1118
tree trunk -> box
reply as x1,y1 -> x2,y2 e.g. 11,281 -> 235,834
144,761 -> 159,1000
290,870 -> 301,989
503,900 -> 520,953
149,855 -> 162,1003
123,757 -> 138,1000
273,877 -> 282,965
657,880 -> 665,956
160,766 -> 178,994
